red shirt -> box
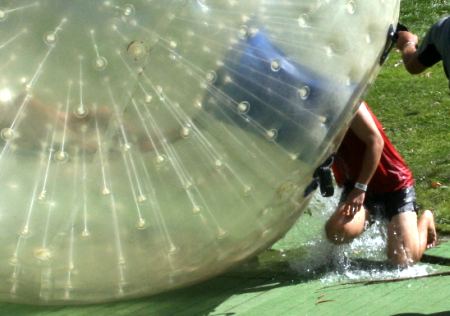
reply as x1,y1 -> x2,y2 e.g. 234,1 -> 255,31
332,105 -> 414,193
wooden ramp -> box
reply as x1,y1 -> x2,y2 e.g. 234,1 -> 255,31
1,240 -> 449,315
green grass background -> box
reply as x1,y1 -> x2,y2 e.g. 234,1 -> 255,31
366,0 -> 450,234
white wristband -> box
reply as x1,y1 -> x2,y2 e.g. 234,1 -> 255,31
403,41 -> 417,49
354,182 -> 368,192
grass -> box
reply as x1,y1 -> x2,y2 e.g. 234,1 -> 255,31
365,0 -> 450,233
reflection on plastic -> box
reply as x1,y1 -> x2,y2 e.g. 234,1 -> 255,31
0,0 -> 399,304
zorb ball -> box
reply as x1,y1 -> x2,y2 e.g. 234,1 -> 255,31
0,0 -> 399,304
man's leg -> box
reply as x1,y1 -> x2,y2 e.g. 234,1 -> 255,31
387,210 -> 437,266
325,204 -> 370,244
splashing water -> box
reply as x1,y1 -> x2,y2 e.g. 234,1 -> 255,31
280,191 -> 436,284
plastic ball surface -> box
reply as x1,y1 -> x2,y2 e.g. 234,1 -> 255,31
0,0 -> 399,304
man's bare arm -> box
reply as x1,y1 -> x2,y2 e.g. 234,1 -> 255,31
340,102 -> 384,217
397,31 -> 428,74
350,102 -> 384,187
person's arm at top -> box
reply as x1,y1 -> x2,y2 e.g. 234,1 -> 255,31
396,31 -> 428,74
341,103 -> 384,217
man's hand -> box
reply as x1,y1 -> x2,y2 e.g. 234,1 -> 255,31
396,31 -> 418,50
340,188 -> 366,217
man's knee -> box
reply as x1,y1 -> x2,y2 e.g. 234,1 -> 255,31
325,218 -> 356,245
387,248 -> 418,267
387,212 -> 421,266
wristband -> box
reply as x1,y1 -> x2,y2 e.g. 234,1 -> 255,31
403,41 -> 417,49
354,182 -> 368,192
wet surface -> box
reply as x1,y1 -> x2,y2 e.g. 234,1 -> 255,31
1,194 -> 449,315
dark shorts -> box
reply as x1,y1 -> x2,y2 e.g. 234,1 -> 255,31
341,186 -> 418,221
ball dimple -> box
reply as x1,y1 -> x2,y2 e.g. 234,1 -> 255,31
346,0 -> 356,14
136,218 -> 146,229
54,151 -> 69,163
123,4 -> 135,17
298,86 -> 311,100
144,94 -> 153,104
127,41 -> 148,62
94,56 -> 108,71
266,129 -> 278,141
0,128 -> 15,141
237,101 -> 250,114
297,14 -> 308,28
270,59 -> 281,72
0,9 -> 8,21
44,32 -> 57,45
238,25 -> 249,39
205,70 -> 217,83
74,106 -> 89,118
180,126 -> 191,138
155,155 -> 166,165
214,159 -> 223,169
34,248 -> 52,261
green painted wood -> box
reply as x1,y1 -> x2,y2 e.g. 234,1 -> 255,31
425,239 -> 450,259
0,242 -> 448,315
213,274 -> 450,316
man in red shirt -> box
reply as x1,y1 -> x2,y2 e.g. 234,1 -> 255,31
325,101 -> 437,266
